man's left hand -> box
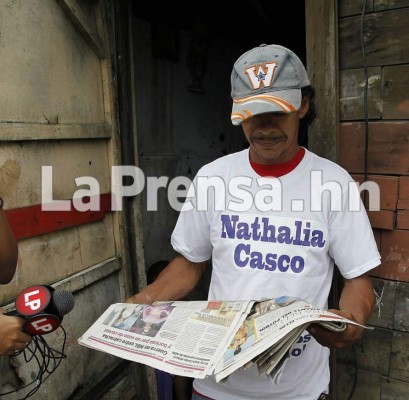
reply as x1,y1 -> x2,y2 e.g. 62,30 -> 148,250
307,309 -> 365,349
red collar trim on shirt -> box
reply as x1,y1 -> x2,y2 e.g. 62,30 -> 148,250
249,147 -> 305,177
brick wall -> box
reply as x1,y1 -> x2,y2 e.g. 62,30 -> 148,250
337,0 -> 409,398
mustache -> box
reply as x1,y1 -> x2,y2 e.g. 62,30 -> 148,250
251,134 -> 286,141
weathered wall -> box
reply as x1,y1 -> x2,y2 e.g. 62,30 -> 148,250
0,0 -> 105,124
0,1 -> 134,398
0,141 -> 113,298
337,0 -> 409,398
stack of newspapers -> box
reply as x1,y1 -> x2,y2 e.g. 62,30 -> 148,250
78,296 -> 363,381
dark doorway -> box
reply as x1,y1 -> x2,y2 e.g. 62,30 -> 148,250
132,0 -> 308,148
129,0 -> 308,280
132,1 -> 306,60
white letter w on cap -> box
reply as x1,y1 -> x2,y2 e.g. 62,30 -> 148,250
245,63 -> 277,89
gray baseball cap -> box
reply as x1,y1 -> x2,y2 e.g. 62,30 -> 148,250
230,44 -> 310,125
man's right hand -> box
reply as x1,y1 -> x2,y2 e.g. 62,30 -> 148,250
0,311 -> 32,355
125,255 -> 207,304
124,255 -> 207,305
125,292 -> 153,305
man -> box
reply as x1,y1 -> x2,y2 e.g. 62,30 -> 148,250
0,198 -> 32,355
128,44 -> 380,399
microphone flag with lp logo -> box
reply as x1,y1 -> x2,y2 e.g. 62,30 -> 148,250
14,285 -> 75,335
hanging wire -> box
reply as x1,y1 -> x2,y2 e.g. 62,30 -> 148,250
347,344 -> 358,400
346,2 -> 370,400
1,326 -> 67,399
361,0 -> 370,208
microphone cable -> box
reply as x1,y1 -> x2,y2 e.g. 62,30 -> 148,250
0,325 -> 67,399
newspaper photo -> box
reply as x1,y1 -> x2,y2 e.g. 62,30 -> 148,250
78,299 -> 254,378
78,296 -> 367,381
212,296 -> 356,382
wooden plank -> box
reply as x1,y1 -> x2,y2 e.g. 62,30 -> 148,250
336,365 -> 381,400
307,5 -> 339,393
338,327 -> 392,374
339,0 -> 373,17
394,282 -> 409,332
2,255 -> 121,317
0,123 -> 112,141
53,257 -> 121,294
126,7 -> 157,399
340,67 -> 381,120
0,1 -> 106,124
5,193 -> 112,240
380,229 -> 409,282
382,65 -> 409,119
351,174 -> 398,210
306,0 -> 338,162
56,0 -> 106,58
339,9 -> 409,69
368,209 -> 396,230
368,278 -> 396,329
78,214 -> 116,268
356,328 -> 392,374
381,376 -> 409,399
374,0 -> 409,11
306,4 -> 339,393
1,256 -> 122,313
339,122 -> 409,175
390,331 -> 409,380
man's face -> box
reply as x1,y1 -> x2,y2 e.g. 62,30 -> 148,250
241,97 -> 309,165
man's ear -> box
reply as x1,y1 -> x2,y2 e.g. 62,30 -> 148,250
298,96 -> 310,119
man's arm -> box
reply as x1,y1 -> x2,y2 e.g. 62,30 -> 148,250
126,255 -> 207,304
0,209 -> 18,284
308,274 -> 375,349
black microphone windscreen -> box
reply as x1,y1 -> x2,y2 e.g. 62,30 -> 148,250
52,290 -> 75,316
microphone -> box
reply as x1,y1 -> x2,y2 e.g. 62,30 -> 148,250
0,286 -> 74,398
11,285 -> 75,335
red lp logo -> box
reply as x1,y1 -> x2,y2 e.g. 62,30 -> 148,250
15,285 -> 52,316
23,314 -> 61,335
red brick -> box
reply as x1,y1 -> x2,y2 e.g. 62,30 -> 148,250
339,122 -> 409,175
351,174 -> 398,210
380,230 -> 409,282
397,210 -> 409,230
368,210 -> 396,230
397,199 -> 409,210
399,176 -> 409,199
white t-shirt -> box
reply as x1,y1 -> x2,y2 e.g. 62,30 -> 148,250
171,148 -> 380,400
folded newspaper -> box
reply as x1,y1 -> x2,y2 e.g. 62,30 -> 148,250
78,296 -> 364,381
